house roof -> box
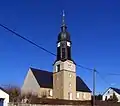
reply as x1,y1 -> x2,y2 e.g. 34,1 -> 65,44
30,67 -> 91,92
0,87 -> 8,94
103,87 -> 120,95
111,87 -> 120,95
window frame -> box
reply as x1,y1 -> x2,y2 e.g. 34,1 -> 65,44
56,64 -> 60,72
48,89 -> 53,97
76,92 -> 79,99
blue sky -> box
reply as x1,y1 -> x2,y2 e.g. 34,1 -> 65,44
0,0 -> 120,94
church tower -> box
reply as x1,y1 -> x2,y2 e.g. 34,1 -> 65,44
53,11 -> 76,100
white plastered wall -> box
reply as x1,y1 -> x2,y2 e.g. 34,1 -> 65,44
0,89 -> 9,106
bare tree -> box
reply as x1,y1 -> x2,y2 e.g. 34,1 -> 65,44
4,85 -> 21,103
21,92 -> 39,103
108,93 -> 118,102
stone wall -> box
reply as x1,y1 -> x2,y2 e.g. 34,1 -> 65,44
39,88 -> 53,98
76,91 -> 91,101
95,100 -> 120,106
8,100 -> 120,106
9,103 -> 91,106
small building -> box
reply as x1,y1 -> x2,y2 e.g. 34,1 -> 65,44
0,87 -> 9,106
102,87 -> 120,102
22,12 -> 92,101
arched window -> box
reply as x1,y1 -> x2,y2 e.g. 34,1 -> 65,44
56,64 -> 60,72
77,92 -> 79,98
68,92 -> 72,100
48,89 -> 53,96
62,48 -> 65,59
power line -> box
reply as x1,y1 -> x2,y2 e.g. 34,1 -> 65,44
105,73 -> 120,76
96,71 -> 117,88
0,24 -> 56,56
96,71 -> 109,84
76,64 -> 93,71
0,23 -> 94,71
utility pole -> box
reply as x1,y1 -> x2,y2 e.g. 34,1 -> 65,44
93,68 -> 96,106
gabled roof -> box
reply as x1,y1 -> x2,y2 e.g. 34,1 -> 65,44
111,87 -> 120,95
30,67 -> 91,92
103,87 -> 120,95
31,68 -> 53,88
0,87 -> 8,94
76,76 -> 91,92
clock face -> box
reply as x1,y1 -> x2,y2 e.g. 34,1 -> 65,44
67,42 -> 70,47
57,42 -> 60,47
68,64 -> 73,71
67,63 -> 75,72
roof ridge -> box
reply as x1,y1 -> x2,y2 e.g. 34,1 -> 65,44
0,87 -> 8,94
110,87 -> 120,95
111,87 -> 120,90
30,67 -> 52,73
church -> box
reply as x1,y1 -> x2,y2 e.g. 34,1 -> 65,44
21,13 -> 91,101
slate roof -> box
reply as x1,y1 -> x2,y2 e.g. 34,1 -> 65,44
111,87 -> 120,95
30,67 -> 91,92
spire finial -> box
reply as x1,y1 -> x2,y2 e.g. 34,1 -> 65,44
63,10 -> 65,17
62,10 -> 65,25
61,10 -> 67,31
